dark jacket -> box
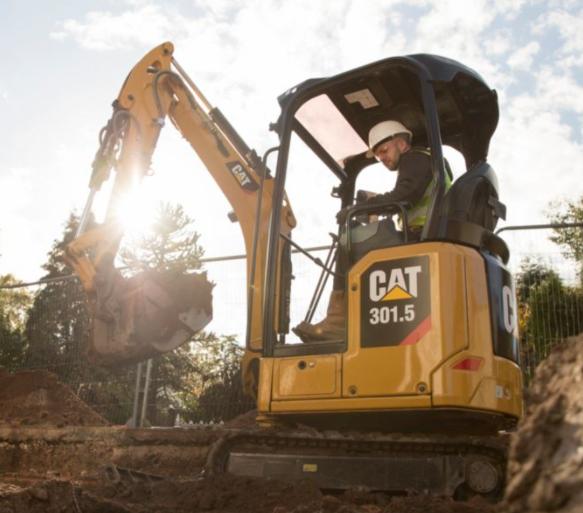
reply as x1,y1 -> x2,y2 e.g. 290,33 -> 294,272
367,149 -> 432,207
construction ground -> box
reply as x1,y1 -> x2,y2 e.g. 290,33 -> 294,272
0,335 -> 581,513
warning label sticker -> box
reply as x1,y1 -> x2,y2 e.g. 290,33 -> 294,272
344,89 -> 380,109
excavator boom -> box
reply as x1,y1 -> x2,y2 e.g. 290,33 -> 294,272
65,42 -> 291,371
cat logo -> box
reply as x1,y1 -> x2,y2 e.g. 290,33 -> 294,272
360,256 -> 430,348
369,265 -> 422,302
226,161 -> 259,191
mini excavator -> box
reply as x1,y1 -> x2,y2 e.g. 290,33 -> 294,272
66,42 -> 523,498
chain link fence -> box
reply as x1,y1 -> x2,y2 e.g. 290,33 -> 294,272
501,226 -> 583,381
1,235 -> 582,426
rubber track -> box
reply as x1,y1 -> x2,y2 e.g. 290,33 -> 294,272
205,428 -> 510,476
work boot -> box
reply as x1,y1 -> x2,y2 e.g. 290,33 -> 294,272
293,290 -> 345,342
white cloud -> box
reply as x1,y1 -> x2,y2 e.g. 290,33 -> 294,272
507,41 -> 540,70
49,31 -> 67,41
45,0 -> 581,199
13,0 -> 581,287
0,167 -> 45,278
193,0 -> 242,20
534,7 -> 583,68
547,0 -> 581,9
484,32 -> 512,56
50,5 -> 191,50
493,91 -> 583,229
494,0 -> 528,20
535,66 -> 583,114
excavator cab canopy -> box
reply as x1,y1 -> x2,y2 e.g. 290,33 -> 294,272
276,54 -> 499,176
262,55 -> 506,350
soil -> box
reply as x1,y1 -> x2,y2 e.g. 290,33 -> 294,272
0,369 -> 108,427
502,334 -> 583,513
0,476 -> 496,513
2,333 -> 583,513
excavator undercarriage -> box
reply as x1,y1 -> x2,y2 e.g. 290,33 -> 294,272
206,428 -> 508,497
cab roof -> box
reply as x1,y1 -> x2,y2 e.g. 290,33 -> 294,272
277,54 -> 499,176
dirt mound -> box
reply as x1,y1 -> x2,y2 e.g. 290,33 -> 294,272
504,335 -> 583,513
0,479 -> 140,513
0,476 -> 321,513
277,492 -> 494,513
0,369 -> 107,427
101,474 -> 322,513
0,480 -> 87,513
0,476 -> 495,513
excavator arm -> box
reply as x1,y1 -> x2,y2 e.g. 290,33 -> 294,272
65,42 -> 294,392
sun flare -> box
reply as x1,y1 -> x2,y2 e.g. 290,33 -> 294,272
115,190 -> 159,239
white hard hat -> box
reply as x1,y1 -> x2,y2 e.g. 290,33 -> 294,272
367,120 -> 412,157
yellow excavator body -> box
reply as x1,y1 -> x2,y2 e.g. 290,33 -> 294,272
66,42 -> 524,498
258,243 -> 522,422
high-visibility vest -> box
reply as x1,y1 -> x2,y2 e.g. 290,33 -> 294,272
405,148 -> 453,230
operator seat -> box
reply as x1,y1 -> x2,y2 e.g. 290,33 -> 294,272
436,161 -> 509,263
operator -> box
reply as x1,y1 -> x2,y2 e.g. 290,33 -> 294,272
293,119 -> 451,343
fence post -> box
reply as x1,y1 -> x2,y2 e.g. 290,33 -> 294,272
128,362 -> 143,428
139,358 -> 153,427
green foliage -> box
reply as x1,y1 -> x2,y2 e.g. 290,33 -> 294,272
548,197 -> 583,281
145,332 -> 253,425
19,215 -> 138,423
196,368 -> 255,423
2,203 -> 252,425
0,275 -> 33,371
526,278 -> 583,351
0,274 -> 32,329
24,214 -> 92,383
515,258 -> 560,304
118,202 -> 250,425
0,324 -> 26,372
516,258 -> 583,377
181,333 -> 254,423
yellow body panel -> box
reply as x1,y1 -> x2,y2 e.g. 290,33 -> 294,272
272,355 -> 342,400
263,242 -> 523,422
431,253 -> 524,416
257,358 -> 274,413
270,394 -> 431,413
343,242 -> 468,397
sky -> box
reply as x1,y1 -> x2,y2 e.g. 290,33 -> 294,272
1,0 -> 582,340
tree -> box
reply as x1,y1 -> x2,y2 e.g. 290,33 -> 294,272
24,214 -> 92,383
21,203 -> 251,425
185,333 -> 254,423
515,258 -> 560,305
0,274 -> 32,371
120,202 -> 204,272
120,202 -> 251,425
548,197 -> 583,282
0,274 -> 32,328
20,214 -> 137,423
515,258 -> 583,378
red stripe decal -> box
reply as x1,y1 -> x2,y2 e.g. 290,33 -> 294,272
399,316 -> 432,346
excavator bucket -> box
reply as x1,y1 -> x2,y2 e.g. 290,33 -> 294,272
87,268 -> 213,366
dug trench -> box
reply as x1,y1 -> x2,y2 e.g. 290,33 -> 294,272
0,335 -> 582,513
